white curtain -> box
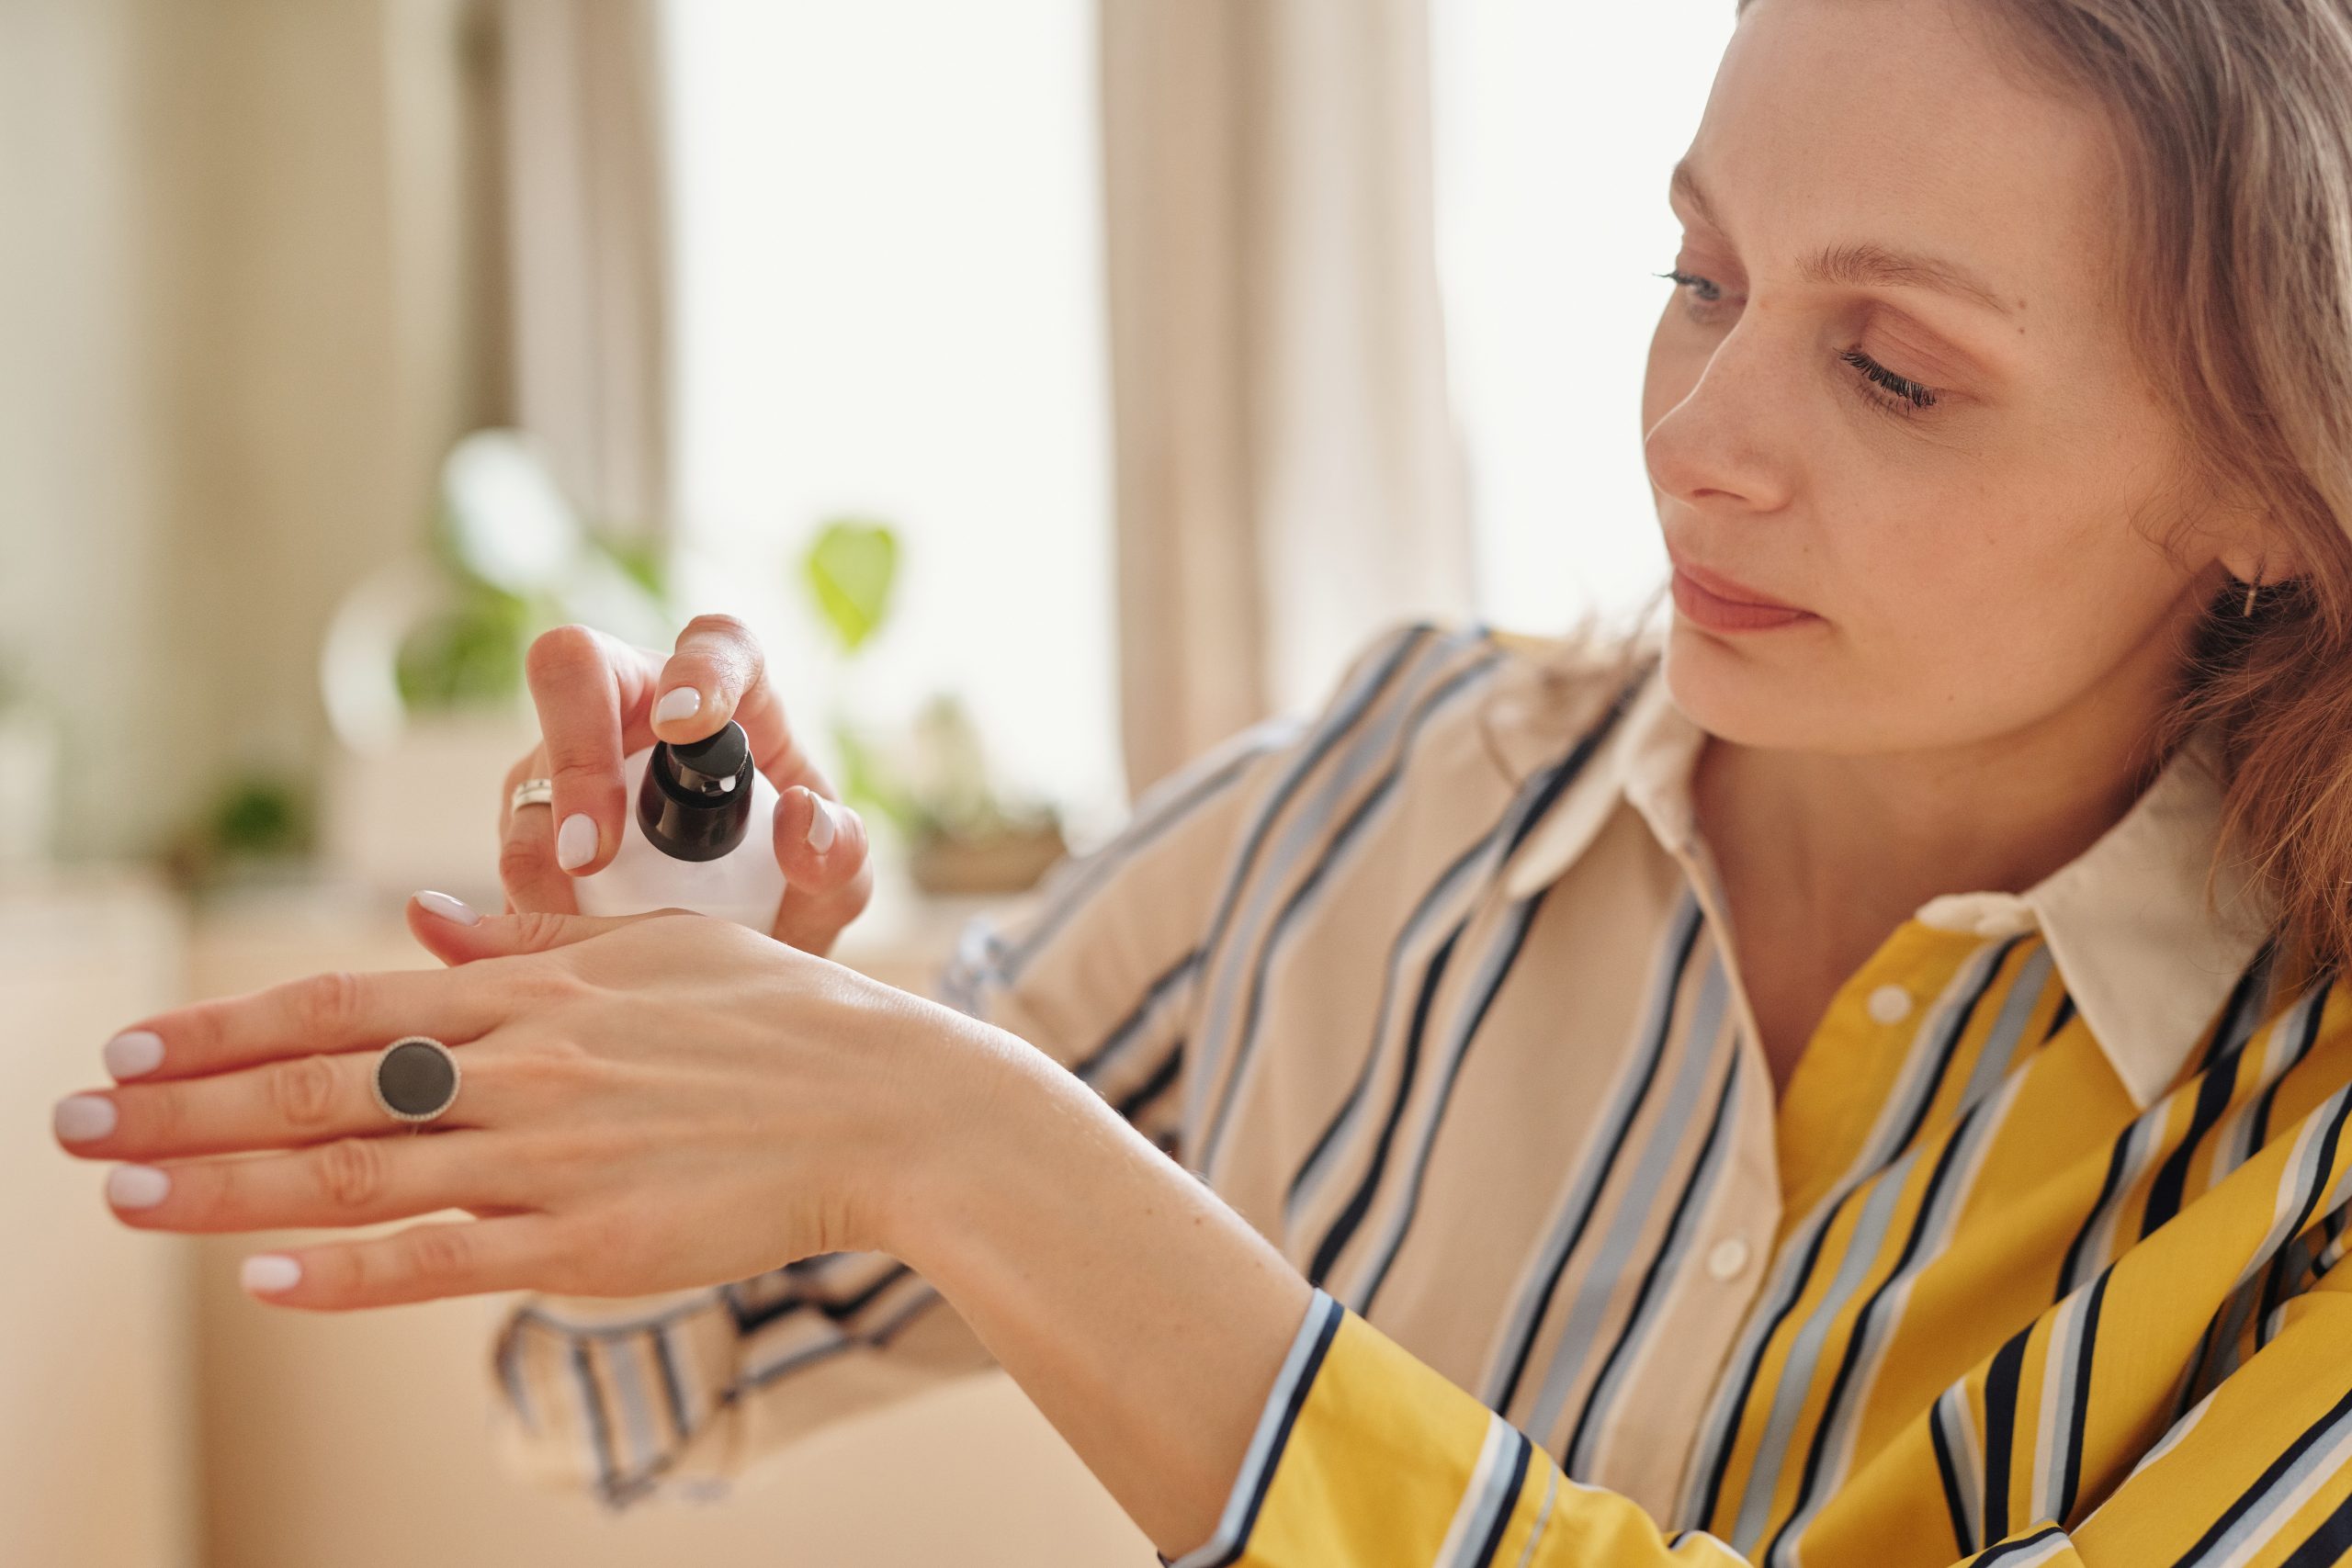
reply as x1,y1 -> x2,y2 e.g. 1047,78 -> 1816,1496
1100,0 -> 1474,796
495,0 -> 672,535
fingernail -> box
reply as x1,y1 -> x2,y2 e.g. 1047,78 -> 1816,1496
556,813 -> 598,872
53,1095 -> 117,1142
107,1166 -> 171,1209
805,794 -> 838,853
415,889 -> 481,926
242,1254 -> 302,1294
654,685 -> 702,726
104,1030 -> 164,1080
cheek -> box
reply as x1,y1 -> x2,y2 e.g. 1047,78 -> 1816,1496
1678,491 -> 2193,754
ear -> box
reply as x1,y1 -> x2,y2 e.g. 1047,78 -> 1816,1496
402,891 -> 692,967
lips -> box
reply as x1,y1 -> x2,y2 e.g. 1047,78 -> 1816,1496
1665,550 -> 1806,612
1664,546 -> 1818,633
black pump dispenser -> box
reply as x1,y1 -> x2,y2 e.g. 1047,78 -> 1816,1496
635,719 -> 758,862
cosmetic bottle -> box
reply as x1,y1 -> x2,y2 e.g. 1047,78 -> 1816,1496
570,720 -> 785,931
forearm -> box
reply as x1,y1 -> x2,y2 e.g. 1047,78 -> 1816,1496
883,1020 -> 1315,1557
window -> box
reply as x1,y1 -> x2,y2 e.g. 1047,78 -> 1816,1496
659,1 -> 1122,833
1430,1 -> 1736,631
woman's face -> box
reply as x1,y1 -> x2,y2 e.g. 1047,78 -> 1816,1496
1642,0 -> 2266,758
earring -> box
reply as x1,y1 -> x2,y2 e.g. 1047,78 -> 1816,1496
2244,576 -> 2259,615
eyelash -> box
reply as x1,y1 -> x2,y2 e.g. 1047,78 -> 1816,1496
1655,268 -> 1942,417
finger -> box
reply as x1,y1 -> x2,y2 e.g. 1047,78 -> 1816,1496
524,623 -> 650,878
656,613 -> 836,801
100,1128 -> 530,1237
768,787 -> 876,955
408,895 -> 686,966
239,1213 -> 572,1311
496,750 -> 581,919
106,966 -> 505,1084
56,1033 -> 534,1160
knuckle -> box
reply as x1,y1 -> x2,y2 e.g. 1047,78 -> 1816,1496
268,1054 -> 344,1128
291,970 -> 365,1039
506,911 -> 571,953
525,623 -> 603,688
402,1223 -> 473,1285
313,1136 -> 388,1211
497,832 -> 550,891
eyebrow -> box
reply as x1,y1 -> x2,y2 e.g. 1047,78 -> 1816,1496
1669,159 -> 2017,319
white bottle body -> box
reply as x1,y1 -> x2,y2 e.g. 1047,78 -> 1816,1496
571,747 -> 786,931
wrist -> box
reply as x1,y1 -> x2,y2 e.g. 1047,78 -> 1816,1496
865,1003 -> 1067,1270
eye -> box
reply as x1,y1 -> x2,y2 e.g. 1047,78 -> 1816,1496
1657,268 -> 1947,419
1838,348 -> 1941,416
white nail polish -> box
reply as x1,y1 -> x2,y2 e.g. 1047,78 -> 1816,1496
104,1030 -> 164,1079
805,794 -> 838,853
654,685 -> 703,725
556,813 -> 599,871
415,889 -> 481,925
108,1166 -> 170,1209
53,1095 -> 117,1142
242,1254 -> 302,1294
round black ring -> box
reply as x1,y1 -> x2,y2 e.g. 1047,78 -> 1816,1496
372,1036 -> 461,1124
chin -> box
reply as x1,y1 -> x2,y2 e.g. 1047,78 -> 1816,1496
1659,615 -> 1849,753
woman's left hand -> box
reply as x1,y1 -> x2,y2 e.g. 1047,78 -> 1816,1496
49,894 -> 1004,1310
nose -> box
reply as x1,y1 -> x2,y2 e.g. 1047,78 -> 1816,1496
1643,323 -> 1798,517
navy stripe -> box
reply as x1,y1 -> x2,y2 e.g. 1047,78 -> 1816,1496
1356,884 -> 1555,1314
652,1326 -> 694,1448
1469,1428 -> 1536,1568
2056,1127 -> 2138,1302
1184,619 -> 1455,1078
2277,1483 -> 2352,1568
1930,1403 -> 1977,1556
1195,649 -> 1507,1174
990,728 -> 1291,984
571,1342 -> 619,1505
1306,919 -> 1464,1287
1115,1042 -> 1187,1122
1764,1093 -> 1989,1563
2054,1267 -> 2109,1524
1283,775 -> 1550,1219
1691,936 -> 2011,1531
1975,1525 -> 2066,1564
2142,1050 -> 2241,1236
1488,899 -> 1704,1415
1564,1051 -> 1741,1474
1201,1294 -> 1346,1568
1069,949 -> 1201,1085
1978,1329 -> 2029,1547
2041,993 -> 2077,1043
2168,1382 -> 2352,1567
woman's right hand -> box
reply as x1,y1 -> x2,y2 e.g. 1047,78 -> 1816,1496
494,615 -> 873,957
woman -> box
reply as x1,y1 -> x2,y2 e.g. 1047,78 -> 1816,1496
50,0 -> 2352,1561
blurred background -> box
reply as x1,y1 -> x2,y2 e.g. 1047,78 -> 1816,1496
1,0 -> 1729,1562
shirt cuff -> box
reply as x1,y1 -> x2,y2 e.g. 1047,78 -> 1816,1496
1161,1288 -> 1347,1568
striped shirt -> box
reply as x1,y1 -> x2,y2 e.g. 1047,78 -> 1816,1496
490,616 -> 2352,1567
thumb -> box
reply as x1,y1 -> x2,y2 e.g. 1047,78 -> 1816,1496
403,889 -> 687,966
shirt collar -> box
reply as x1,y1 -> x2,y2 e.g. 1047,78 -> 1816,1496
1479,629 -> 2275,1110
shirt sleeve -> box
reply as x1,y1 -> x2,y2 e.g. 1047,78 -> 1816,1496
1173,1263 -> 2352,1568
488,616 -> 1466,1508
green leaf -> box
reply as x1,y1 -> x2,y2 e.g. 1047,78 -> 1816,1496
801,516 -> 899,654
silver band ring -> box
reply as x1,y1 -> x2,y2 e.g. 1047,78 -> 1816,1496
510,778 -> 555,814
373,1036 -> 462,1129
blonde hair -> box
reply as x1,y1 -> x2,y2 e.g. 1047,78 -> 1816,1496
1705,0 -> 2352,993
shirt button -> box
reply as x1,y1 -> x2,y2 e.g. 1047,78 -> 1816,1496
1866,984 -> 1914,1025
1706,1237 -> 1751,1280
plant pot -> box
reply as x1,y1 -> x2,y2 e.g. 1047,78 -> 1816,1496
907,820 -> 1069,897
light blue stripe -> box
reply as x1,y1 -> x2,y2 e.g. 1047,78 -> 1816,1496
1526,939 -> 1728,1440
601,1333 -> 662,1480
1182,629 -> 1457,1145
1283,827 -> 1511,1232
1191,641 -> 1501,1173
1480,892 -> 1705,1409
1169,1290 -> 1343,1568
1440,1417 -> 1521,1568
